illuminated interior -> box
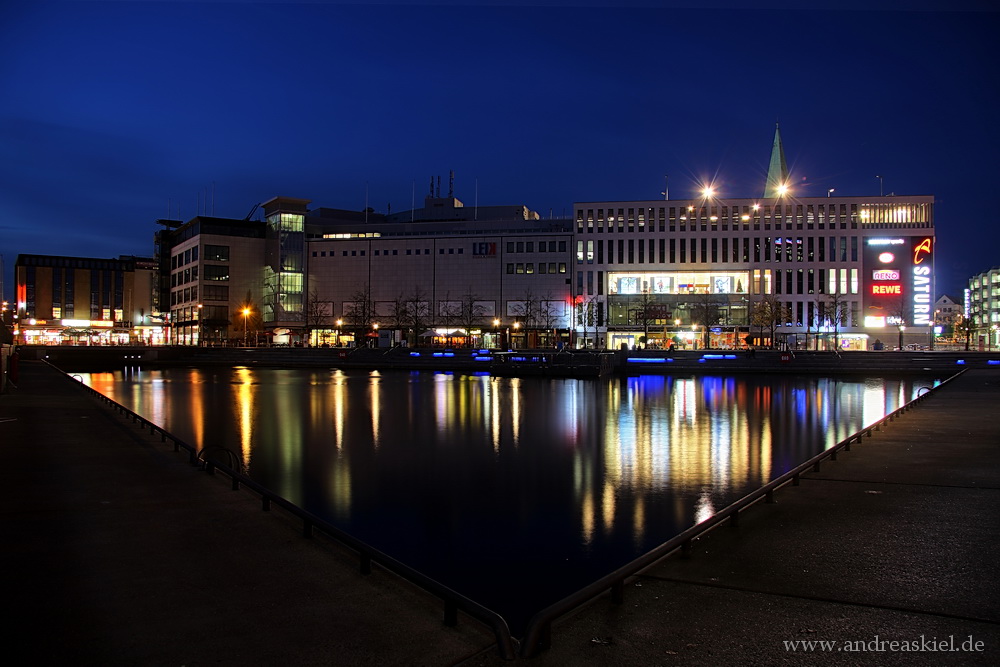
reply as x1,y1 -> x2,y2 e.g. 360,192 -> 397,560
607,271 -> 751,295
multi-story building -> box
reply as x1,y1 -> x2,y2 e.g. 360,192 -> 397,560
157,214 -> 268,345
15,130 -> 940,350
304,192 -> 574,348
573,127 -> 936,350
150,190 -> 575,347
13,254 -> 158,345
967,267 -> 1000,349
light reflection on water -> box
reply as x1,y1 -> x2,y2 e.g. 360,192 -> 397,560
83,368 -> 937,633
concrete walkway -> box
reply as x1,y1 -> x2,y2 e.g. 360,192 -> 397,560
2,361 -> 998,665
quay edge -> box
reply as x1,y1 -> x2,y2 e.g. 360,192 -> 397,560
14,345 -> 1000,376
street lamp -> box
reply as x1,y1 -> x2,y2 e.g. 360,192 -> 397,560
196,303 -> 203,346
242,308 -> 250,346
493,318 -> 500,349
335,319 -> 343,347
372,322 -> 379,348
898,324 -> 906,351
513,321 -> 520,349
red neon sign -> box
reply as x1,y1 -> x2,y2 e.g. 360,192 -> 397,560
871,284 -> 902,296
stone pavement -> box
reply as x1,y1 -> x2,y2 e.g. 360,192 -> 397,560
2,361 -> 998,665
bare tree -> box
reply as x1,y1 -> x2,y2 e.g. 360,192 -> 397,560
304,289 -> 333,344
633,290 -> 657,346
511,289 -> 540,345
955,314 -> 974,351
400,286 -> 430,347
689,292 -> 722,349
750,295 -> 786,349
538,291 -> 563,347
575,295 -> 598,348
344,283 -> 375,346
824,290 -> 850,351
456,287 -> 486,348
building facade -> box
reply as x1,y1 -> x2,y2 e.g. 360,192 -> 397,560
967,267 -> 1000,350
572,194 -> 936,351
13,254 -> 158,345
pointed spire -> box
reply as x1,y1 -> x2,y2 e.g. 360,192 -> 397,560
764,122 -> 789,198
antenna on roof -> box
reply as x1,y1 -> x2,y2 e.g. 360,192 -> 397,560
448,170 -> 454,198
436,176 -> 441,198
429,176 -> 434,197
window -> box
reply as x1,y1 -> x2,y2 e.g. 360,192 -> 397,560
204,245 -> 229,261
204,265 -> 229,281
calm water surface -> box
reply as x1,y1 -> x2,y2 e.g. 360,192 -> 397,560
83,368 -> 936,633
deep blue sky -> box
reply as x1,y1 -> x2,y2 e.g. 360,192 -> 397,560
2,1 -> 997,301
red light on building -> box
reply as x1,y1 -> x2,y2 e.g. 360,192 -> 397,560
871,284 -> 902,296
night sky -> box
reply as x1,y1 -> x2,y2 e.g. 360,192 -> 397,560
2,1 -> 997,300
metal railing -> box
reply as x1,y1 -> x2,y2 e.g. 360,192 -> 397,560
517,369 -> 965,657
49,361 -> 517,660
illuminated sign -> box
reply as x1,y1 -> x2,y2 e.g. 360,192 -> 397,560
913,238 -> 932,264
872,270 -> 900,281
871,284 -> 902,295
867,238 -> 905,246
911,238 -> 933,325
878,252 -> 895,263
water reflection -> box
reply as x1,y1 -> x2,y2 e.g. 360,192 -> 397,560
82,368 -> 938,633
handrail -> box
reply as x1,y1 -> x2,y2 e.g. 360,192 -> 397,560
518,368 -> 966,657
50,361 -> 517,660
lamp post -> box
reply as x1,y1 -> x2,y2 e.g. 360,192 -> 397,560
512,321 -> 520,349
898,324 -> 905,351
196,303 -> 203,347
493,319 -> 500,349
335,319 -> 343,347
242,308 -> 250,347
372,322 -> 379,348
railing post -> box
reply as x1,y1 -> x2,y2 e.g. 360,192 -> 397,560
793,473 -> 800,486
729,509 -> 740,527
611,580 -> 624,604
765,489 -> 775,503
681,539 -> 692,558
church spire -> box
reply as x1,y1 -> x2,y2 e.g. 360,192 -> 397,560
764,122 -> 789,198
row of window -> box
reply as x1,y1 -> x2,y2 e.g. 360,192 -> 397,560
576,236 -> 861,266
505,263 -> 569,275
576,203 -> 930,234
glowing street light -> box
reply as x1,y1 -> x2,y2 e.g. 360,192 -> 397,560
242,307 -> 251,346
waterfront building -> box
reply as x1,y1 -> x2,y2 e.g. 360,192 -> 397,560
967,267 -> 1000,349
13,254 -> 159,345
573,126 -> 936,351
150,188 -> 574,347
155,214 -> 268,345
302,191 -> 574,348
14,130 -> 939,350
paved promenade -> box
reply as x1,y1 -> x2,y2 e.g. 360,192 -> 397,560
2,361 -> 998,665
